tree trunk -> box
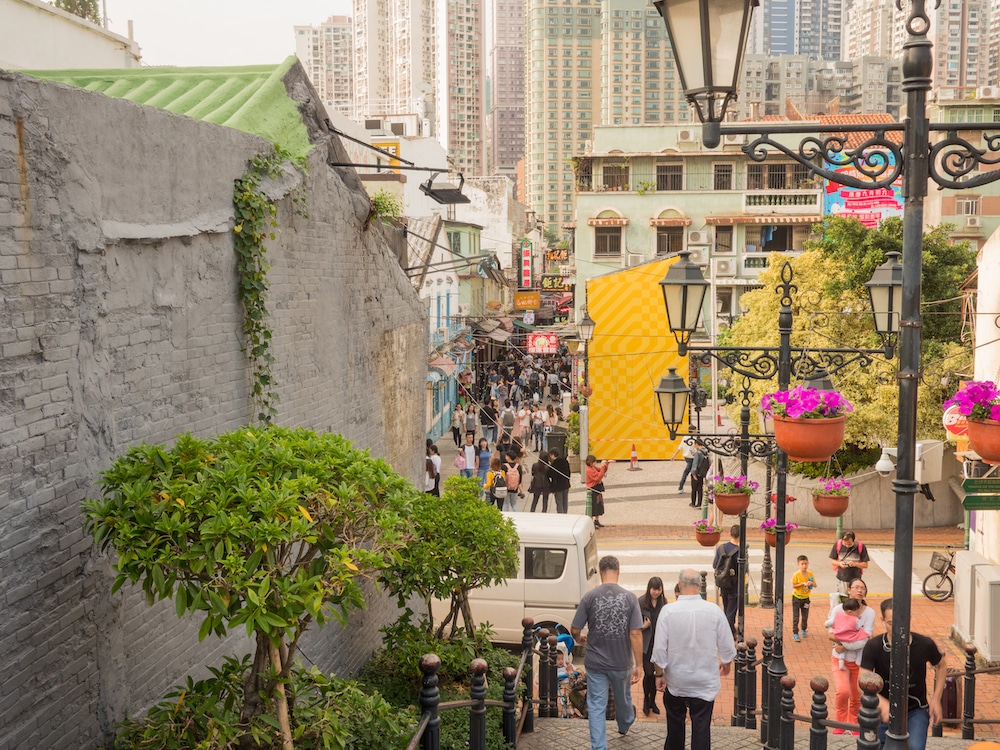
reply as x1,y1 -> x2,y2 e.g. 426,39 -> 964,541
269,640 -> 295,750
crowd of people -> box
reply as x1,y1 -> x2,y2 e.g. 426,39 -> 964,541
565,532 -> 947,750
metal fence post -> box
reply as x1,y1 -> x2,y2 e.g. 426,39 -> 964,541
536,629 -> 551,719
857,672 -> 884,750
733,641 -> 747,726
419,654 -> 442,750
521,618 -> 535,733
700,569 -> 708,600
963,643 -> 977,740
779,675 -> 796,750
808,676 -> 829,750
503,666 -> 518,745
745,637 -> 758,730
760,627 -> 774,745
470,659 -> 488,750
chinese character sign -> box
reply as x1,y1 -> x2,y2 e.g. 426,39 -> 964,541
541,275 -> 572,291
824,152 -> 904,227
527,333 -> 560,354
520,239 -> 533,288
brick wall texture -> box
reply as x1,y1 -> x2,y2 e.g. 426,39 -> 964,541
0,69 -> 427,749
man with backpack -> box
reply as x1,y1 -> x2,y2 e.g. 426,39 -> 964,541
503,452 -> 524,512
829,530 -> 869,601
500,400 -> 517,443
712,525 -> 740,635
689,441 -> 710,509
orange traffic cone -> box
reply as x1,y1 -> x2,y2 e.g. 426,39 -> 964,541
628,443 -> 642,471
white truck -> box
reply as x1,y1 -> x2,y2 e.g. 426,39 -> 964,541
431,512 -> 600,644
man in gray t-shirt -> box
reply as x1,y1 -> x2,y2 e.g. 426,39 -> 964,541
572,555 -> 643,750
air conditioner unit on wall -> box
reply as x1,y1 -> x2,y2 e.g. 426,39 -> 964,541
978,86 -> 999,99
677,129 -> 697,143
712,258 -> 735,277
966,215 -> 983,228
688,230 -> 709,245
723,133 -> 745,145
973,566 -> 1000,661
688,247 -> 708,265
457,304 -> 471,317
625,252 -> 644,267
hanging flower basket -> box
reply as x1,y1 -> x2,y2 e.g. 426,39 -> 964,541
760,519 -> 797,547
714,493 -> 751,515
811,478 -> 851,517
944,382 -> 1000,462
692,519 -> 722,547
762,385 -> 852,462
765,530 -> 792,547
707,475 -> 757,515
771,414 -> 847,462
967,419 -> 1000,463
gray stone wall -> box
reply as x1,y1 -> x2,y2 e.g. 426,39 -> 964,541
0,70 -> 426,749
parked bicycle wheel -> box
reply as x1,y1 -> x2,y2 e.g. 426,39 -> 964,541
922,571 -> 954,602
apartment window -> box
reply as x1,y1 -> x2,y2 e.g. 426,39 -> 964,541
594,227 -> 623,256
656,227 -> 683,255
602,163 -> 629,189
746,162 -> 809,190
715,226 -> 734,253
713,163 -> 734,191
956,197 -> 980,215
656,162 -> 683,191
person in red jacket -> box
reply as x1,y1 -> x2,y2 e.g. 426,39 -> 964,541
585,454 -> 613,529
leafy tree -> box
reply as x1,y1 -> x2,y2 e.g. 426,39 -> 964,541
84,427 -> 419,749
380,475 -> 518,639
52,0 -> 101,24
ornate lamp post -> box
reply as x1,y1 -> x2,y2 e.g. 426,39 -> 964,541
577,307 -> 596,473
657,258 -> 899,731
655,0 -> 1000,747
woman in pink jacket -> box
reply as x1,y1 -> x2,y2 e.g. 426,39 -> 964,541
585,454 -> 613,528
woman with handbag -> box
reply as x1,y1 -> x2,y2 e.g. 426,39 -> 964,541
585,454 -> 612,528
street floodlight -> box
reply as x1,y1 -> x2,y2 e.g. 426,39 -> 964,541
653,0 -> 758,148
420,172 -> 470,204
655,367 -> 690,440
577,310 -> 596,343
866,251 -> 903,336
659,250 -> 710,356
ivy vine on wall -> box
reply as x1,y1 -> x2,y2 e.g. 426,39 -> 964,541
232,146 -> 307,424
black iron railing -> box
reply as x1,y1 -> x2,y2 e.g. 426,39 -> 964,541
932,643 -> 1000,740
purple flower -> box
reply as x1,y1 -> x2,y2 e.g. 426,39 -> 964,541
814,477 -> 850,496
759,518 -> 798,533
708,474 -> 760,495
761,385 -> 853,419
944,380 -> 1000,420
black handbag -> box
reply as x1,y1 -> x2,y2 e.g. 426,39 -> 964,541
591,482 -> 605,494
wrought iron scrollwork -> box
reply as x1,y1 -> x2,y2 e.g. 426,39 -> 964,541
692,433 -> 777,460
929,131 -> 1000,190
743,133 -> 902,190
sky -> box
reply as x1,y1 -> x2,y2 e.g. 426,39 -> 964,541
106,0 -> 351,67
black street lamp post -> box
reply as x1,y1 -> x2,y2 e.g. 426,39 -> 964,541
654,0 -> 1000,747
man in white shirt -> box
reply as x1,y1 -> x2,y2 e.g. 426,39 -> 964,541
651,568 -> 736,750
461,432 -> 477,479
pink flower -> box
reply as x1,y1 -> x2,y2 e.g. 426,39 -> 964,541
762,385 -> 853,419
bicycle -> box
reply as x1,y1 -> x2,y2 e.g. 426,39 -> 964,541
922,546 -> 956,602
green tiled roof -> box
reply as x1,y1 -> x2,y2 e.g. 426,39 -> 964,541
23,56 -> 312,159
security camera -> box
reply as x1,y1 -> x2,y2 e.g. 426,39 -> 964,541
875,450 -> 895,477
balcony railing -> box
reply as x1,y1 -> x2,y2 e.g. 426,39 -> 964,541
742,191 -> 821,213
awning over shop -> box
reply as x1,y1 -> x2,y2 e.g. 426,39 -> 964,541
649,218 -> 693,227
428,357 -> 458,377
514,319 -> 537,331
587,217 -> 630,227
704,216 -> 823,225
486,328 -> 512,342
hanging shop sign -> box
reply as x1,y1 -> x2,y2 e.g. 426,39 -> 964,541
527,333 -> 560,354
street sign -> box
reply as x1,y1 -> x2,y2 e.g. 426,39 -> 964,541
963,495 -> 1000,510
962,478 -> 1000,492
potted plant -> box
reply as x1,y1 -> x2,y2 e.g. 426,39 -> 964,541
707,475 -> 758,515
692,518 -> 722,547
761,384 -> 854,462
944,380 -> 1000,462
760,518 -> 798,547
812,477 -> 851,517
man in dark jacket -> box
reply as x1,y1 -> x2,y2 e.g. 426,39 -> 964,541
547,449 -> 572,514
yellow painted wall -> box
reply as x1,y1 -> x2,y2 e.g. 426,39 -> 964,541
586,256 -> 686,461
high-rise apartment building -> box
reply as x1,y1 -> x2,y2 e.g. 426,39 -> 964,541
524,0 -> 689,233
294,16 -> 355,119
435,0 -> 486,176
749,0 -> 844,61
933,0 -> 990,91
487,0 -> 526,188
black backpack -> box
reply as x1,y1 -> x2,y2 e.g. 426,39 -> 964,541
692,449 -> 710,480
714,544 -> 738,590
491,471 -> 508,500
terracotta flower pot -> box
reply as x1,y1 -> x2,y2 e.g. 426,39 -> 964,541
772,414 -> 846,462
764,530 -> 792,548
967,418 -> 1000,463
714,493 -> 751,515
812,493 -> 850,518
695,529 -> 721,547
